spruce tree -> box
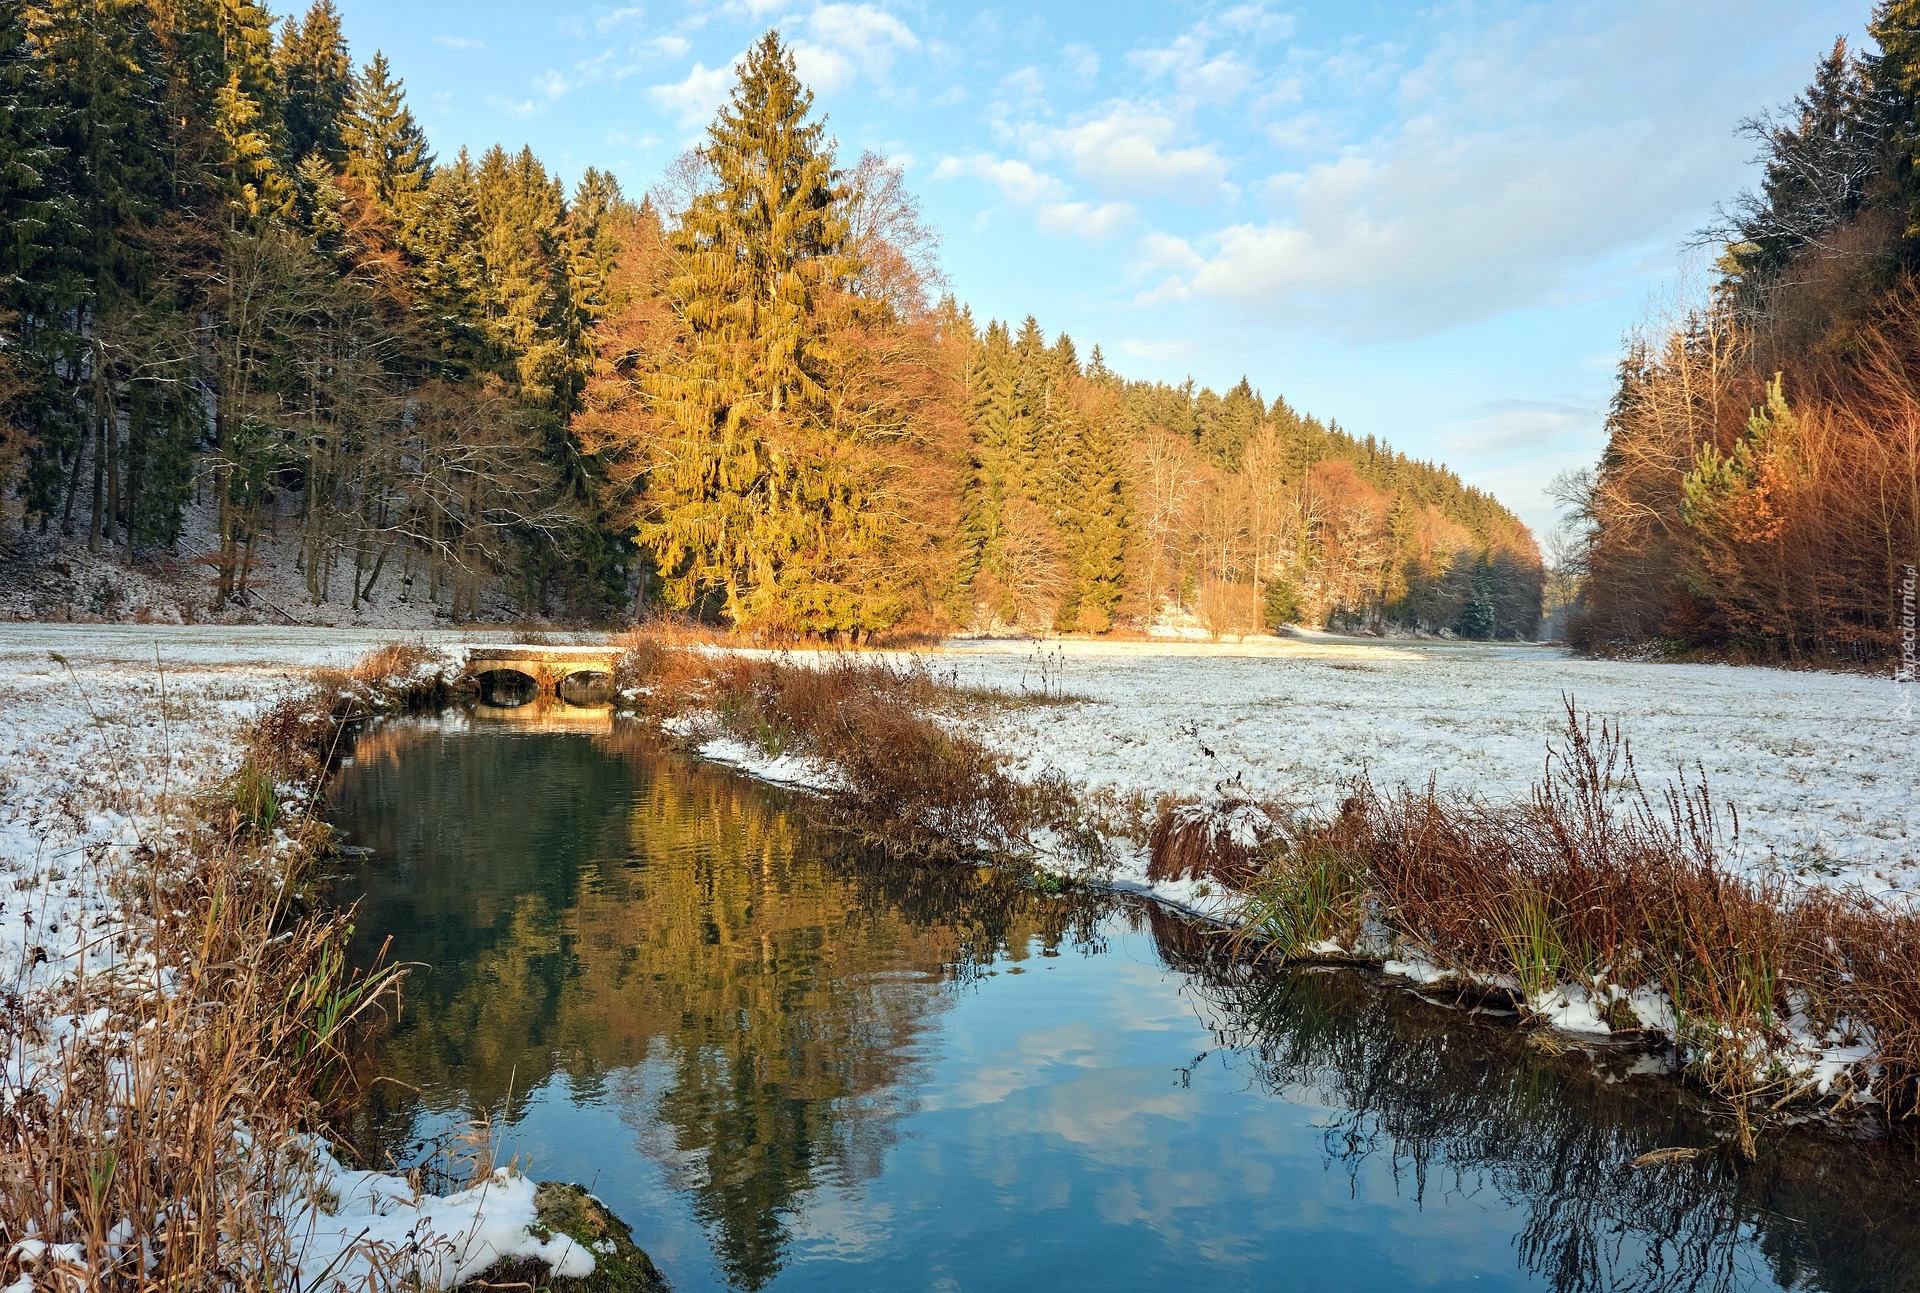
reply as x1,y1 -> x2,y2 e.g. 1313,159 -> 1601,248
404,151 -> 489,376
277,0 -> 353,166
340,50 -> 430,214
644,30 -> 896,632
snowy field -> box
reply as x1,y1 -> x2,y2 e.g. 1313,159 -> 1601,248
0,623 -> 611,1288
0,621 -> 1914,1278
926,637 -> 1920,897
4,624 -> 1917,907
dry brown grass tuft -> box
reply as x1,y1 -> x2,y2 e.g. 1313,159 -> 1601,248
619,639 -> 1037,858
1146,798 -> 1283,886
1223,700 -> 1920,1148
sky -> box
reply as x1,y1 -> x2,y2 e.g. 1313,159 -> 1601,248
322,0 -> 1866,543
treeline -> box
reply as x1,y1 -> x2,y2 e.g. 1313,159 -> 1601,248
0,0 -> 621,614
1566,5 -> 1920,664
1,5 -> 1541,638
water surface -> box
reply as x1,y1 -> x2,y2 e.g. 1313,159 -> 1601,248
328,713 -> 1920,1293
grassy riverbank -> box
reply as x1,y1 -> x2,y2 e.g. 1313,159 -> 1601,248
610,631 -> 1920,1153
0,644 -> 626,1290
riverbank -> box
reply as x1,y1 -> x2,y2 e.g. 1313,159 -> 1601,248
605,631 -> 1920,1151
0,634 -> 640,1290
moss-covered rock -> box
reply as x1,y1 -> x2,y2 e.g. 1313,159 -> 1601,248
463,1182 -> 667,1292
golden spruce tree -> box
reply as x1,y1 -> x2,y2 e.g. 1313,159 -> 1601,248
641,31 -> 909,634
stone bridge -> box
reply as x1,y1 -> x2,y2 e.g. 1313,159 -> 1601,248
463,644 -> 621,701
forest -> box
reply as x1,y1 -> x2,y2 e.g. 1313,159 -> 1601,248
0,1 -> 1542,639
1564,1 -> 1920,666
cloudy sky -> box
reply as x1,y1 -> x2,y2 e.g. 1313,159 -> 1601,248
326,0 -> 1865,540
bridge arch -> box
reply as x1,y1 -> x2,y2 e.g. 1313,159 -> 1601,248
473,667 -> 541,707
556,669 -> 614,706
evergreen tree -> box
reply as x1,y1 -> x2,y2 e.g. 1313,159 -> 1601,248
340,50 -> 429,214
276,0 -> 352,166
643,30 -> 901,631
404,151 -> 489,375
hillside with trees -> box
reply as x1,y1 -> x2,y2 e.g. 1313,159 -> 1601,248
1564,3 -> 1920,666
0,5 -> 1541,640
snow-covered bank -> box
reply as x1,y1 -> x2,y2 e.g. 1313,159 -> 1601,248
635,637 -> 1920,1136
0,626 -> 613,1290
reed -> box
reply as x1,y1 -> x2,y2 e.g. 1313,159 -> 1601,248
616,637 -> 1040,858
615,633 -> 1920,1143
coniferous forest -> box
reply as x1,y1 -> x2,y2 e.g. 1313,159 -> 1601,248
1564,4 -> 1920,666
0,4 -> 1543,639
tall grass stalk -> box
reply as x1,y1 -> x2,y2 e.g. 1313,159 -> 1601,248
616,633 -> 1920,1148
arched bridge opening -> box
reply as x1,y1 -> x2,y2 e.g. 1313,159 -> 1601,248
473,668 -> 541,708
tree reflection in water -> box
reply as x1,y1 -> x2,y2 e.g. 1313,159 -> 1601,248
331,717 -> 1099,1289
331,716 -> 1920,1293
1145,906 -> 1920,1293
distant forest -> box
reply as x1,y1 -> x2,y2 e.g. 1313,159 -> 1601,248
0,2 -> 1542,639
1564,2 -> 1920,665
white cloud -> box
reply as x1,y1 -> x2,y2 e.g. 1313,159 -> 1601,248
1217,3 -> 1294,37
649,59 -> 738,127
1028,103 -> 1228,200
1444,399 -> 1596,454
533,69 -> 571,98
595,6 -> 645,32
434,35 -> 483,50
1158,0 -> 1832,337
1128,35 -> 1254,104
488,96 -> 538,117
649,35 -> 692,59
791,44 -> 857,93
931,153 -> 1065,205
789,3 -> 918,93
1036,200 -> 1135,239
1139,231 -> 1202,273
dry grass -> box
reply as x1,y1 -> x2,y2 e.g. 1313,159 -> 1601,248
617,635 -> 1042,859
615,629 -> 1920,1147
0,650 -> 438,1290
1222,701 -> 1920,1151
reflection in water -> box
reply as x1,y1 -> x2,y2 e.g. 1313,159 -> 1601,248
330,718 -> 1920,1293
1148,907 -> 1920,1293
332,716 -> 1092,1288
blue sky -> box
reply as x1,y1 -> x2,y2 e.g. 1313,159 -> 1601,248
323,0 -> 1864,541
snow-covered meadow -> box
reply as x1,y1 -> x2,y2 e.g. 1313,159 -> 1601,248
919,636 -> 1920,900
2,621 -> 1916,1283
0,624 -> 610,1290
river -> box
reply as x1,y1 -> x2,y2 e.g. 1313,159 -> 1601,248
326,709 -> 1920,1293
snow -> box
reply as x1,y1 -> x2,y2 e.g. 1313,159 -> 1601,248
291,1151 -> 593,1288
4,620 -> 1916,1188
0,624 -> 599,1290
917,636 -> 1920,900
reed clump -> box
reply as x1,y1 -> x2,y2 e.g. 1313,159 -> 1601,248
0,649 -> 437,1289
2,765 -> 400,1287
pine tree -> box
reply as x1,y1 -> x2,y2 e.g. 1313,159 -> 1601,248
340,50 -> 429,215
403,151 -> 489,376
277,0 -> 352,166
